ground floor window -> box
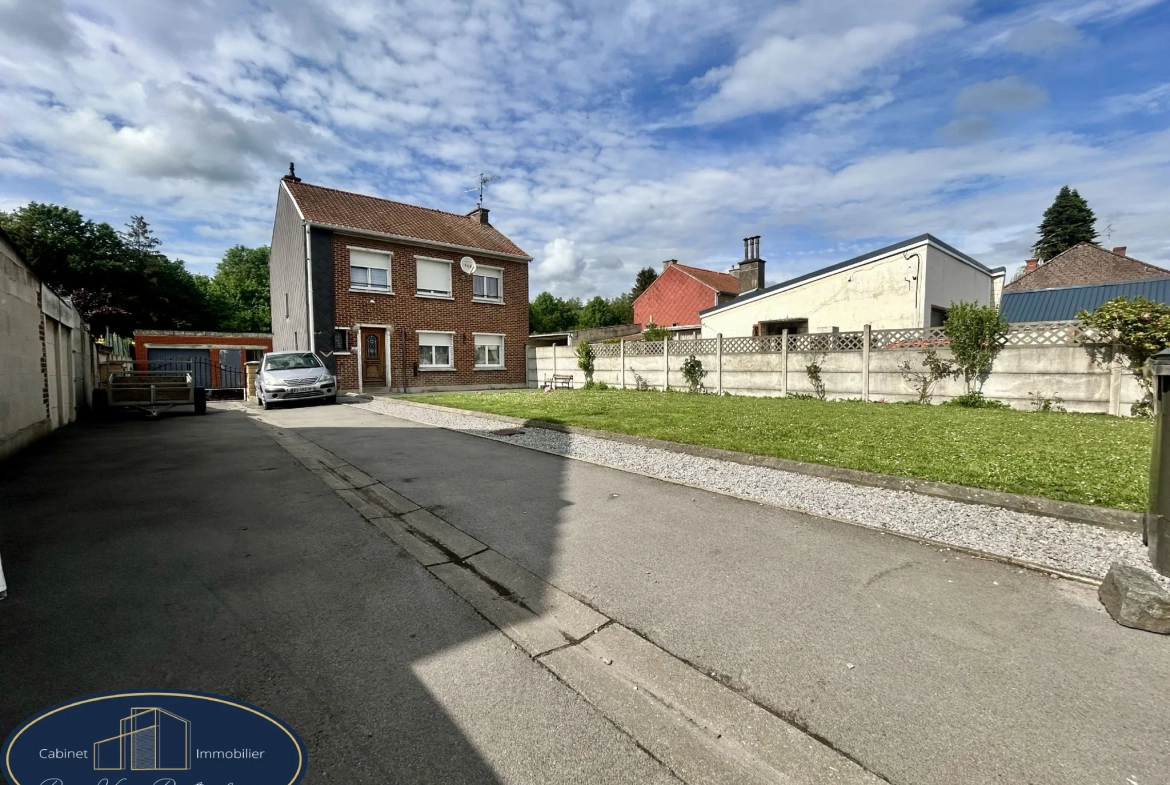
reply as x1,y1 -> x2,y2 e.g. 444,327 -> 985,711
245,349 -> 264,362
418,331 -> 454,369
334,328 -> 349,351
474,334 -> 504,368
930,306 -> 948,328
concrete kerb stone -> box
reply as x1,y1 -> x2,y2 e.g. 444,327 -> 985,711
382,397 -> 1141,533
248,404 -> 893,783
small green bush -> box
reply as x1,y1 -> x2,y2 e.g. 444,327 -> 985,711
582,379 -> 595,390
681,355 -> 707,393
944,391 -> 1010,409
643,322 -> 670,342
595,380 -> 610,390
576,342 -> 595,383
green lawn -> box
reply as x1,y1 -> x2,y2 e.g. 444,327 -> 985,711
403,389 -> 1153,512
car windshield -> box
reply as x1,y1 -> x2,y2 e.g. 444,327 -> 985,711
264,353 -> 322,371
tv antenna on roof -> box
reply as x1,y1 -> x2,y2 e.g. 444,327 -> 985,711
466,173 -> 500,208
1103,222 -> 1114,244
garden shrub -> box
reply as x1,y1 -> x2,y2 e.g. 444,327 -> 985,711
681,355 -> 707,393
1028,391 -> 1066,413
576,341 -> 595,383
1078,295 -> 1170,417
633,372 -> 652,391
898,348 -> 957,404
944,302 -> 1008,392
805,353 -> 827,400
944,391 -> 1011,409
643,322 -> 670,342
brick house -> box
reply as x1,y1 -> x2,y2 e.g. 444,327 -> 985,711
269,170 -> 531,392
633,241 -> 760,338
1005,243 -> 1170,292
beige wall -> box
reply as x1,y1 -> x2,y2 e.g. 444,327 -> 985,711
1,233 -> 97,460
701,240 -> 1001,338
1,234 -> 51,458
922,245 -> 1001,319
527,334 -> 1141,415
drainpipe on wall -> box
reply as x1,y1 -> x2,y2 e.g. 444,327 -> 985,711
304,223 -> 316,357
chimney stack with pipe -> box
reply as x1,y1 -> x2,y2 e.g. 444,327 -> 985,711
732,235 -> 765,293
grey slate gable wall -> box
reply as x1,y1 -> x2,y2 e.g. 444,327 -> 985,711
309,226 -> 335,371
269,183 -> 308,352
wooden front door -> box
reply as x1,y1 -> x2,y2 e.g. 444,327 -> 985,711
360,328 -> 386,385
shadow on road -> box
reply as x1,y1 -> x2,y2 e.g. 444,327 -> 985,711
0,406 -> 582,782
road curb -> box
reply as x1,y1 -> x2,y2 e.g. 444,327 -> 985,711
377,396 -> 1141,534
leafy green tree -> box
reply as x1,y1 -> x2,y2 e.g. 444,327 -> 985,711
1033,186 -> 1098,261
607,292 -> 634,325
943,301 -> 1009,392
1079,296 -> 1170,416
578,296 -> 622,329
0,203 -> 216,332
205,245 -> 271,331
631,266 -> 658,299
529,292 -> 582,333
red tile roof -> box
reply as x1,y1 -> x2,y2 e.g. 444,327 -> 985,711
673,263 -> 742,294
284,179 -> 529,259
1004,243 -> 1169,292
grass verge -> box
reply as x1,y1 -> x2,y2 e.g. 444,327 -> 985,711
402,389 -> 1152,512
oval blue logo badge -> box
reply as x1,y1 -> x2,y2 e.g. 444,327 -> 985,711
3,690 -> 306,784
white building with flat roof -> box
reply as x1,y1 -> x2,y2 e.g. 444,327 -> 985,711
699,235 -> 1006,338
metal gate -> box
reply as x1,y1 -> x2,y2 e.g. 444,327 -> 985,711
145,349 -> 245,390
147,349 -> 211,387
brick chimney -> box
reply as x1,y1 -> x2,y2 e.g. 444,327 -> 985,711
282,162 -> 301,183
467,206 -> 490,225
731,235 -> 765,292
1112,246 -> 1127,256
1024,258 -> 1039,274
662,259 -> 677,271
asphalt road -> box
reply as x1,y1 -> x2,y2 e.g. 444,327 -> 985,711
0,407 -> 678,784
257,400 -> 1170,785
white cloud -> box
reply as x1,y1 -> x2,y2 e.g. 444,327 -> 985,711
1105,83 -> 1170,116
955,77 -> 1047,114
0,0 -> 1166,302
1003,18 -> 1083,56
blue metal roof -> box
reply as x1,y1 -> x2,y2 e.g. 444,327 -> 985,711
1000,277 -> 1170,322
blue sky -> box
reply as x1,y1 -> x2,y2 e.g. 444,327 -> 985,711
0,0 -> 1167,297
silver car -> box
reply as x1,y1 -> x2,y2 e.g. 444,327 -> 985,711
256,351 -> 337,409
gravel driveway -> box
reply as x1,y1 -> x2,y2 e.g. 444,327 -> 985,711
353,397 -> 1162,585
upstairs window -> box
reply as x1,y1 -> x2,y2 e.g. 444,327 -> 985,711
416,258 -> 452,297
350,248 -> 392,291
473,267 -> 503,301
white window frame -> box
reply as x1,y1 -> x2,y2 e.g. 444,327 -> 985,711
417,330 -> 456,370
348,246 -> 393,294
415,256 -> 454,299
472,265 -> 504,304
473,333 -> 505,369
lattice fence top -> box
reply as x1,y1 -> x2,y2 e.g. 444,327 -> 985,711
624,340 -> 664,356
589,342 -> 621,358
574,320 -> 1103,358
870,326 -> 949,350
787,331 -> 865,352
669,338 -> 718,356
1000,320 -> 1103,346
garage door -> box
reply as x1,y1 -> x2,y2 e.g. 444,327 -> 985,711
147,348 -> 212,388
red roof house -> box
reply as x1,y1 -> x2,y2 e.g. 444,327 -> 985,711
633,260 -> 751,336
